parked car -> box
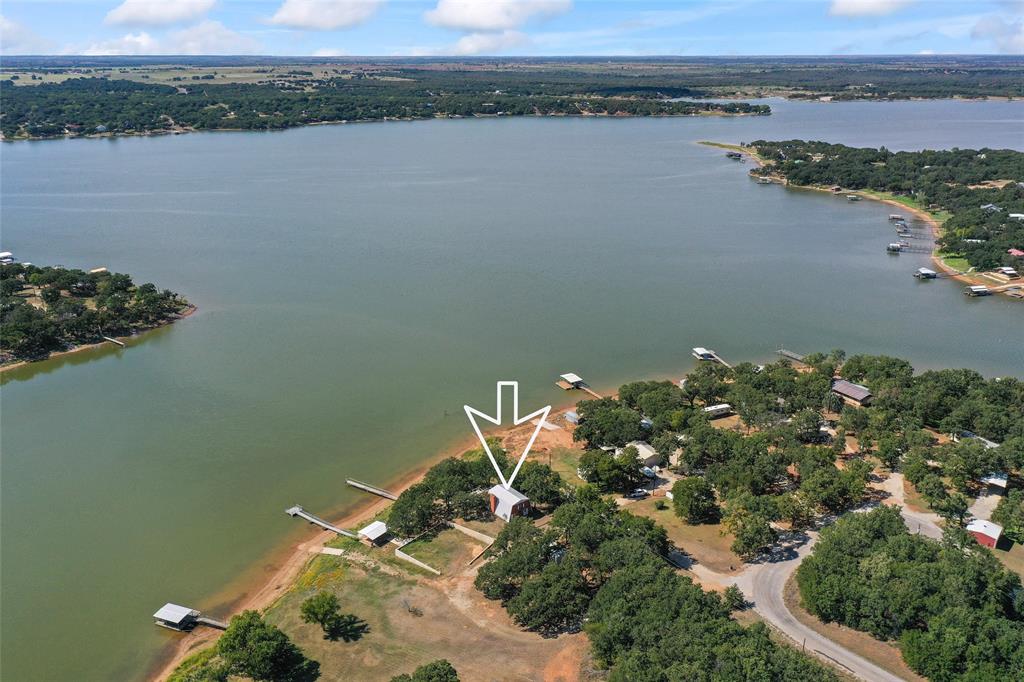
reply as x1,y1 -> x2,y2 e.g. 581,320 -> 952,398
627,488 -> 649,499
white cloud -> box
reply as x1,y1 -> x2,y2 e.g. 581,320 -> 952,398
1,15 -> 53,54
168,19 -> 260,54
426,0 -> 571,31
83,31 -> 159,55
972,14 -> 1024,54
313,47 -> 348,56
829,0 -> 914,17
106,0 -> 216,26
451,30 -> 528,54
268,0 -> 383,30
83,20 -> 259,55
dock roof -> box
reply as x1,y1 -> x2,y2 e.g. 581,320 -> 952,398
154,603 -> 197,624
358,520 -> 388,541
560,373 -> 583,384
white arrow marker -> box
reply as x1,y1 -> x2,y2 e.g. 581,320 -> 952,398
464,381 -> 551,490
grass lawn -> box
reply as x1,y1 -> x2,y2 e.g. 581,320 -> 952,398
261,547 -> 581,680
902,479 -> 932,514
400,527 -> 484,574
628,496 -> 742,573
938,253 -> 971,272
993,541 -> 1024,579
547,446 -> 588,488
783,574 -> 926,682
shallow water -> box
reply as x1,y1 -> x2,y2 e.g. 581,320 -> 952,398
1,98 -> 1022,681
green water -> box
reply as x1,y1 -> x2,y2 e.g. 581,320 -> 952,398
2,99 -> 1022,681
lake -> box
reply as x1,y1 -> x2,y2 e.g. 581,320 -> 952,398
1,98 -> 1022,681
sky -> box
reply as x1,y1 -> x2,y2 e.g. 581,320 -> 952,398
1,0 -> 1022,57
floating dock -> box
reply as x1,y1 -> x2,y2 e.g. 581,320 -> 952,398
285,505 -> 357,538
776,348 -> 806,364
345,479 -> 398,500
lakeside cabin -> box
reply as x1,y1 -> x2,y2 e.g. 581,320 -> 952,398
357,521 -> 389,546
967,519 -> 1003,548
557,372 -> 585,390
831,379 -> 872,407
488,485 -> 530,522
621,441 -> 660,468
703,403 -> 733,419
154,603 -> 200,631
996,266 -> 1020,278
965,285 -> 992,297
692,347 -> 716,361
914,268 -> 938,279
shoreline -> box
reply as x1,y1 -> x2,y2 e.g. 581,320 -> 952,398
699,141 -> 1020,300
150,388 -> 592,681
3,108 -> 768,144
0,304 -> 196,376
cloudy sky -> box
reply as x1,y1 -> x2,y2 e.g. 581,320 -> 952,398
1,0 -> 1022,57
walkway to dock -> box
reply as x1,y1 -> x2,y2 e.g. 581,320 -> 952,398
196,616 -> 228,630
102,336 -> 125,347
285,505 -> 357,538
708,352 -> 732,369
777,348 -> 806,364
346,479 -> 398,500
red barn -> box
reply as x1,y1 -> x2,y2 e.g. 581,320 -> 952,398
488,485 -> 530,522
967,519 -> 1003,548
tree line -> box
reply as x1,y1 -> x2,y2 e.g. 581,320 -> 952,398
0,75 -> 768,140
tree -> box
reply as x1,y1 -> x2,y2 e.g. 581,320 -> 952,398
514,461 -> 564,508
391,659 -> 459,682
992,489 -> 1024,543
216,611 -> 318,682
577,448 -> 643,493
506,556 -> 591,634
671,478 -> 719,524
723,585 -> 747,611
300,592 -> 341,634
40,285 -> 62,306
723,508 -> 777,560
572,398 -> 644,448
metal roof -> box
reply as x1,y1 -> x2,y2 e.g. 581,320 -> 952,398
981,472 -> 1008,488
967,519 -> 1003,539
832,379 -> 872,402
560,373 -> 583,384
358,520 -> 388,540
489,484 -> 528,503
153,603 -> 197,623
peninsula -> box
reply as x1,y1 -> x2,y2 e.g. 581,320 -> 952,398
0,262 -> 192,370
704,139 -> 1024,298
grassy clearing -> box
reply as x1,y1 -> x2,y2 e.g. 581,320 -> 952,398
628,496 -> 742,573
400,527 -> 482,574
783,574 -> 926,682
547,446 -> 588,488
993,541 -> 1024,579
938,254 -> 971,272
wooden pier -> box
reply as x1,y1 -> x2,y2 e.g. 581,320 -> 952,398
776,348 -> 806,364
346,479 -> 398,500
285,505 -> 357,538
102,336 -> 125,347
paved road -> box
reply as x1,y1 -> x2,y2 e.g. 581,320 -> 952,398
733,538 -> 907,682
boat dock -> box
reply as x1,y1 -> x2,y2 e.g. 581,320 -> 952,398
285,505 -> 357,538
345,479 -> 398,500
776,348 -> 806,364
153,603 -> 228,632
692,347 -> 731,369
555,372 -> 602,398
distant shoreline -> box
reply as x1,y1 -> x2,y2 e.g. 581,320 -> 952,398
0,304 -> 196,375
0,108 -> 768,144
699,141 -> 1021,301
